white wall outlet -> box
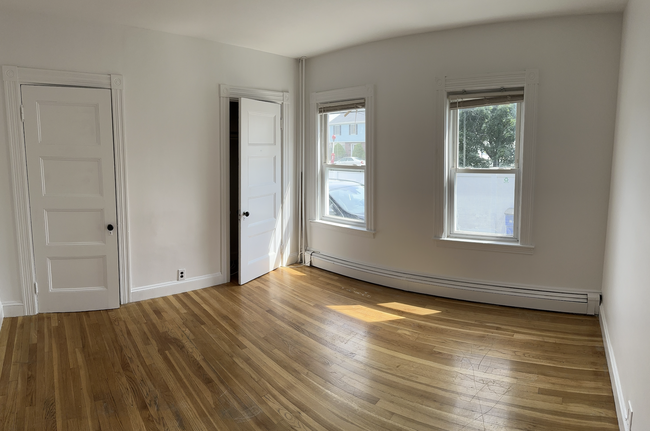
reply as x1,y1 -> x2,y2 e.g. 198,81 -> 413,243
177,269 -> 186,281
626,400 -> 633,430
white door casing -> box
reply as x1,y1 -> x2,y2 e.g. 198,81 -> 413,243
239,98 -> 282,284
22,85 -> 120,312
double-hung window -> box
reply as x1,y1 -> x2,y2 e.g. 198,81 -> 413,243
448,89 -> 523,240
311,85 -> 374,233
320,100 -> 366,224
435,71 -> 538,252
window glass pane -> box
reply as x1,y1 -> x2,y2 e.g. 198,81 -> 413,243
457,103 -> 517,169
324,108 -> 366,166
454,173 -> 515,236
327,170 -> 365,221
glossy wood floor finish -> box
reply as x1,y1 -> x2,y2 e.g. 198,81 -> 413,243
0,266 -> 618,431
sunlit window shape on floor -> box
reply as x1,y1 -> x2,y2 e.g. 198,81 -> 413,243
327,305 -> 404,322
378,302 -> 441,316
279,267 -> 306,276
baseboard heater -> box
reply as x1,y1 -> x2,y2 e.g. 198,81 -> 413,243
308,251 -> 600,315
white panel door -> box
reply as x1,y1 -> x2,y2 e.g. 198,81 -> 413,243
239,98 -> 282,284
22,85 -> 120,312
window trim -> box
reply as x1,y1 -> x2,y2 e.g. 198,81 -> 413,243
434,70 -> 538,251
310,85 -> 374,233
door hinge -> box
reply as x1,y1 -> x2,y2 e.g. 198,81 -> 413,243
34,281 -> 38,294
20,105 -> 25,122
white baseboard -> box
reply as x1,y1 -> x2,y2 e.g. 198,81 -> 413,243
3,301 -> 25,318
0,300 -> 3,333
310,251 -> 600,315
600,306 -> 626,431
131,272 -> 225,302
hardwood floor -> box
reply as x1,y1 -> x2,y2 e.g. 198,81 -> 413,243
0,265 -> 618,430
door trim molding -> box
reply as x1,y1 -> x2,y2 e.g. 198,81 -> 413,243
219,85 -> 291,283
2,66 -> 132,315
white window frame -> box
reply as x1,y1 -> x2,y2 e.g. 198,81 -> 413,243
448,98 -> 522,242
434,70 -> 538,254
349,123 -> 358,135
309,85 -> 375,236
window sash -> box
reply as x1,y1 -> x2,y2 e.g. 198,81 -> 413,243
449,104 -> 521,170
321,165 -> 366,226
448,170 -> 520,241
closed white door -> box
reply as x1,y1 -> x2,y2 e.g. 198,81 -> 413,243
239,98 -> 282,284
22,85 -> 120,312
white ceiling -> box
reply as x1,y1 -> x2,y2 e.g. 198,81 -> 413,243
0,0 -> 627,58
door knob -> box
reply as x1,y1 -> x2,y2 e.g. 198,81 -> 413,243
107,224 -> 114,234
242,211 -> 250,217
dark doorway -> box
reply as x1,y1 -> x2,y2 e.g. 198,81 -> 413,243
229,100 -> 239,280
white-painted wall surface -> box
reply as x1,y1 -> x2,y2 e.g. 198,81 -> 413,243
601,0 -> 650,429
306,14 -> 621,294
0,10 -> 297,311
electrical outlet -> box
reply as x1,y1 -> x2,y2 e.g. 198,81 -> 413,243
626,400 -> 633,430
177,269 -> 186,281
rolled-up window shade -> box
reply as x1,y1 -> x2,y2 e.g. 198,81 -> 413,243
318,99 -> 365,114
448,88 -> 524,110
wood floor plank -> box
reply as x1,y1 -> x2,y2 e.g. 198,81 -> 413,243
0,265 -> 618,430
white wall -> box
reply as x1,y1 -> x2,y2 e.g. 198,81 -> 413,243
306,14 -> 622,294
601,0 -> 650,429
0,10 -> 297,311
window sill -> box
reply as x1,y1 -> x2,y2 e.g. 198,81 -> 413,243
310,219 -> 375,238
434,237 -> 534,254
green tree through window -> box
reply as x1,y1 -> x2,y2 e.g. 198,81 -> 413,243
352,143 -> 365,160
333,143 -> 346,161
458,104 -> 516,168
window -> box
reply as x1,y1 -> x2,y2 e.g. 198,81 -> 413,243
310,85 -> 374,233
434,71 -> 538,251
321,101 -> 366,224
449,89 -> 522,239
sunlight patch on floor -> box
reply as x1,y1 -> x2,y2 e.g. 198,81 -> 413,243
280,267 -> 305,276
378,302 -> 441,316
327,305 -> 404,322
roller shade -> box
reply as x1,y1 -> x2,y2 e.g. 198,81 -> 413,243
449,88 -> 524,110
318,99 -> 365,114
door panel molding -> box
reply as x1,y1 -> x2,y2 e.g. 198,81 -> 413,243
219,85 -> 291,283
2,66 -> 132,315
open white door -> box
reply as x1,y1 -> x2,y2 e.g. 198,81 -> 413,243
22,85 -> 120,312
239,98 -> 282,284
